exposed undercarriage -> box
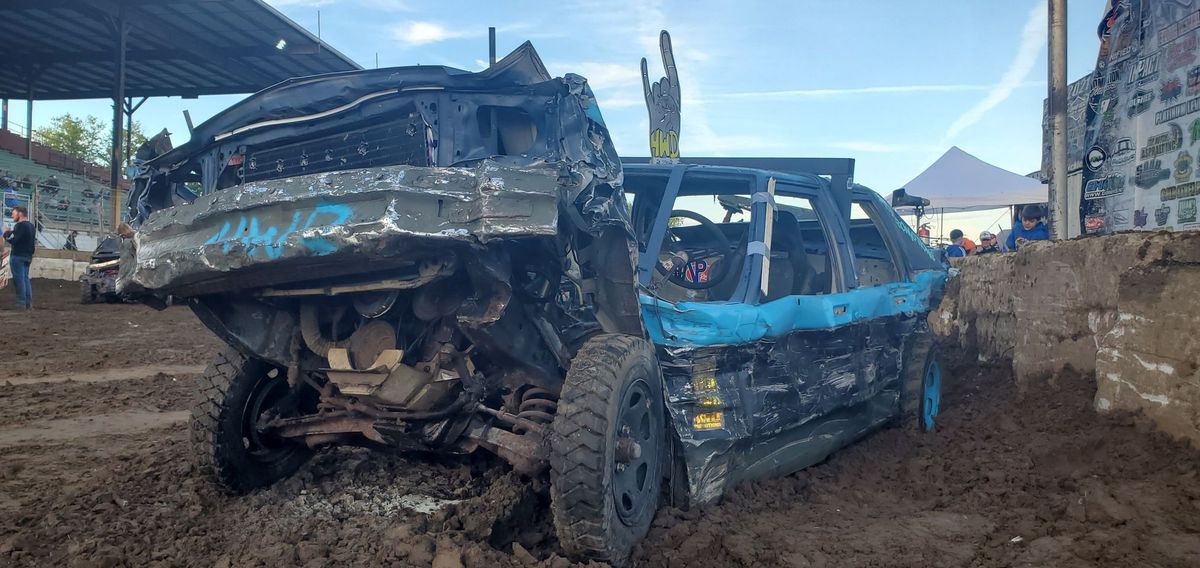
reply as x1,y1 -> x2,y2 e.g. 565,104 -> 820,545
217,232 -> 625,476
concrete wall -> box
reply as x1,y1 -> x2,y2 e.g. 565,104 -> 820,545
29,257 -> 89,281
931,231 -> 1200,445
18,249 -> 91,281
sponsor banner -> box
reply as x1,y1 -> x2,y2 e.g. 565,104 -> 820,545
1074,1 -> 1200,235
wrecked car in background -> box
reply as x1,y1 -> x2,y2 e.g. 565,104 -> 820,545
120,42 -> 948,566
80,235 -> 122,304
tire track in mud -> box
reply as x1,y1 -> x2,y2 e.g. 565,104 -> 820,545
0,369 -> 204,428
0,410 -> 188,448
4,364 -> 205,386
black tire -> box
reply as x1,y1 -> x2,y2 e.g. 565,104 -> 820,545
191,347 -> 313,493
900,333 -> 942,432
80,284 -> 95,304
550,334 -> 665,566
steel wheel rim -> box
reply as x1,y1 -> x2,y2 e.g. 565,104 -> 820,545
242,372 -> 293,462
612,376 -> 661,526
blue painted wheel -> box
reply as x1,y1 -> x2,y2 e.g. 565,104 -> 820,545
921,359 -> 942,431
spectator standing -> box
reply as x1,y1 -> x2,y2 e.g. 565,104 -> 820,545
1006,204 -> 1051,251
3,205 -> 35,309
65,230 -> 78,251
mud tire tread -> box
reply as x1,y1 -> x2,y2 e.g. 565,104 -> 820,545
550,333 -> 661,566
190,347 -> 310,494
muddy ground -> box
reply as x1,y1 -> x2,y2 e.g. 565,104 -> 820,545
0,279 -> 1197,567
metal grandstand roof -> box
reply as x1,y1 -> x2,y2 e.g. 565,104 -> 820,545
0,0 -> 362,101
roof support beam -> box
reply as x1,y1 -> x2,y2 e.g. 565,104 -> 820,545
20,63 -> 46,159
2,47 -> 312,67
25,86 -> 33,160
124,96 -> 148,169
0,0 -> 211,10
110,4 -> 127,227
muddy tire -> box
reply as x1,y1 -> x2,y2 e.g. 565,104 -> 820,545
901,333 -> 942,431
550,334 -> 665,566
191,347 -> 312,493
80,284 -> 95,305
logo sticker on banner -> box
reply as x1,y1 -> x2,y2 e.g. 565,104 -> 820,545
1086,146 -> 1108,171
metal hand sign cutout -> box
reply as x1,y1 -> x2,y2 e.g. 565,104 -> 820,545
642,30 -> 680,163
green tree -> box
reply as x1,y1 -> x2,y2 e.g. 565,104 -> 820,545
33,113 -> 148,169
34,113 -> 107,164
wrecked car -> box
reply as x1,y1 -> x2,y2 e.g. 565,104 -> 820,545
119,43 -> 947,565
80,235 -> 122,304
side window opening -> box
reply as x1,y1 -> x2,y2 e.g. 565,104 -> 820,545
848,202 -> 903,286
628,171 -> 754,304
769,193 -> 835,300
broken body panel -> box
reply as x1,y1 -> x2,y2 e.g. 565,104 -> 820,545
626,163 -> 946,502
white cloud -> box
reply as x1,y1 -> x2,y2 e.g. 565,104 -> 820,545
390,21 -> 476,46
942,1 -> 1047,143
388,20 -> 546,48
556,0 -> 768,156
548,61 -> 643,88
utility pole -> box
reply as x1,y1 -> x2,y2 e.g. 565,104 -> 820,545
1048,0 -> 1069,239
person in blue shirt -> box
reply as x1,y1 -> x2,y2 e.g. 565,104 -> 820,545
944,229 -> 971,258
3,177 -> 21,210
1007,204 -> 1050,251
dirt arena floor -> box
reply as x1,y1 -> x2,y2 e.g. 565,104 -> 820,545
0,279 -> 1198,567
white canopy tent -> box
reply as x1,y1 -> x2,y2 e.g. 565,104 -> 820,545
900,146 -> 1047,212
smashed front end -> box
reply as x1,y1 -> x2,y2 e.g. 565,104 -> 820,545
118,43 -> 643,472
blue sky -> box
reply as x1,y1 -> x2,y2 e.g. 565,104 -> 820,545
14,0 -> 1107,221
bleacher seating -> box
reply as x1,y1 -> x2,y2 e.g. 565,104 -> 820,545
0,148 -> 124,237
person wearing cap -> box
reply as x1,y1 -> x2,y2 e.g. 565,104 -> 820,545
973,231 -> 1000,254
1006,204 -> 1050,251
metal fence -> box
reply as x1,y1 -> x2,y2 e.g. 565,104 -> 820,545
2,173 -> 115,248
